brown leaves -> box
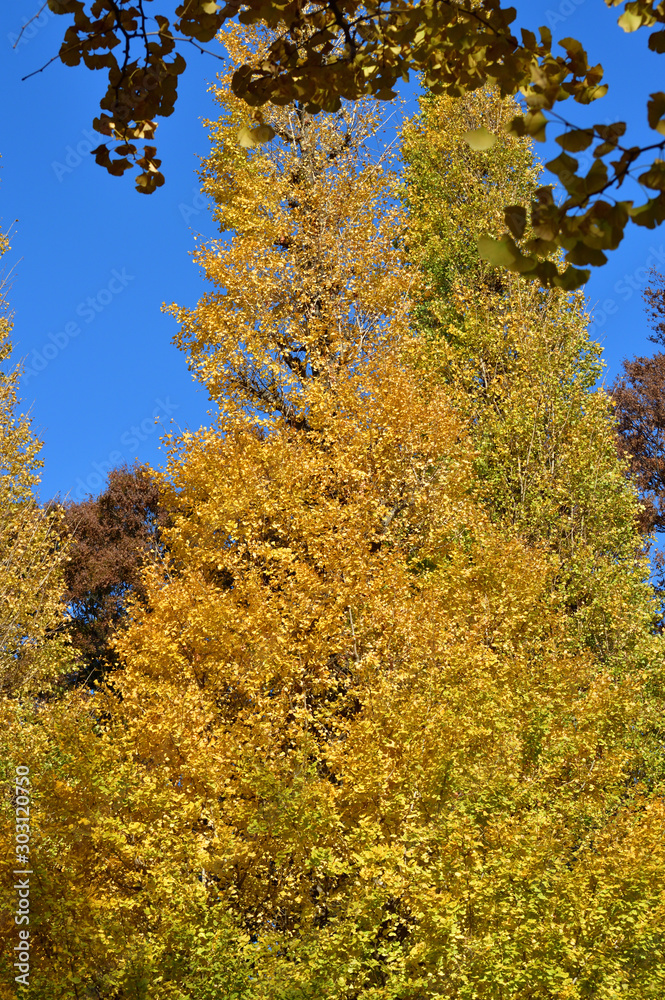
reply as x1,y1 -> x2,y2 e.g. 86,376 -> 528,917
613,348 -> 665,535
56,464 -> 169,684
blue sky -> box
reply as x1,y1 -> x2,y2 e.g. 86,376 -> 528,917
0,1 -> 662,502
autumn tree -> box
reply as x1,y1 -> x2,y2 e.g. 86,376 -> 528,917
0,29 -> 411,995
644,267 -> 665,347
165,24 -> 409,426
0,232 -> 71,696
402,87 -> 658,669
56,463 -> 169,684
611,271 -> 665,595
613,352 -> 665,536
6,37 -> 665,997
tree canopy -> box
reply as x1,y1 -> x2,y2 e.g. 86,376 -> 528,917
55,464 -> 170,685
0,232 -> 71,697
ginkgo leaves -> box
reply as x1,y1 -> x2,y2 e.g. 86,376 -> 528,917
2,76 -> 664,1000
237,124 -> 276,148
460,112 -> 626,289
459,108 -> 653,289
648,92 -> 665,135
476,234 -> 531,271
171,32 -> 410,427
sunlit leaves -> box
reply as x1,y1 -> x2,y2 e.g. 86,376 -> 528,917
71,80 -> 664,997
167,24 -> 412,440
618,10 -> 644,31
402,86 -> 658,676
0,234 -> 71,695
0,71 -> 664,999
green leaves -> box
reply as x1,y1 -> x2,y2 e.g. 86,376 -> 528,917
477,233 -> 589,290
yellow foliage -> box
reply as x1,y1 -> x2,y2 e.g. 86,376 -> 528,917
167,26 -> 411,429
1,55 -> 664,1000
0,233 -> 70,695
402,89 -> 660,671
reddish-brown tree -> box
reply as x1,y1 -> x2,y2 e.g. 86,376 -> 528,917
56,464 -> 169,683
613,270 -> 665,528
613,352 -> 665,536
612,271 -> 665,594
645,268 -> 665,346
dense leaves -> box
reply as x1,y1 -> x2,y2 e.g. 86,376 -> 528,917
402,88 -> 657,671
644,266 -> 665,346
166,24 -> 411,428
613,352 -> 665,536
612,273 -> 665,595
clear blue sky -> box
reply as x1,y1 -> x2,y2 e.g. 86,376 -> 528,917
0,1 -> 662,502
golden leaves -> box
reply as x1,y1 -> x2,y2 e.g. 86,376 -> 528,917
0,234 -> 72,696
168,41 -> 411,428
42,0 -> 665,285
3,50 -> 664,999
